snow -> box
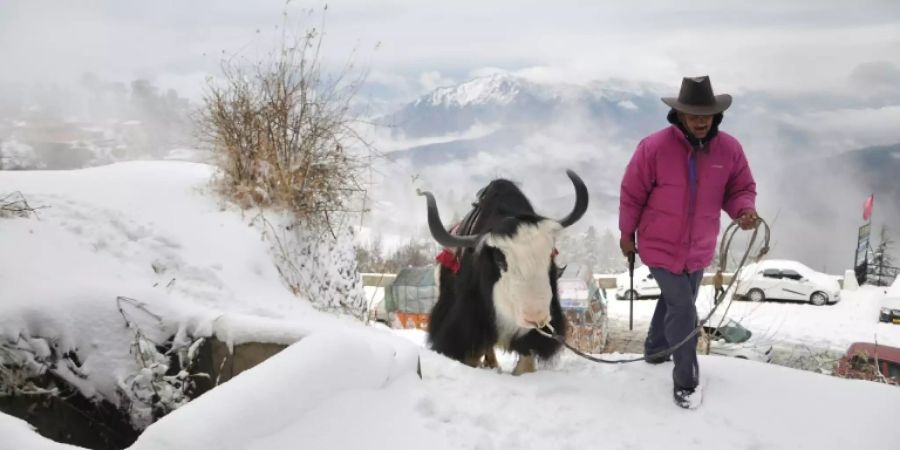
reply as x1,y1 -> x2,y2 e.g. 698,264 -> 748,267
411,73 -> 588,109
128,327 -> 900,450
0,161 -> 360,425
2,161 -> 899,450
606,284 -> 900,351
889,276 -> 900,297
130,331 -> 422,450
416,73 -> 523,108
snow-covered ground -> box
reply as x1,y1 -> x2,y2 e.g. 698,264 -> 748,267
606,285 -> 900,351
2,162 -> 899,450
127,328 -> 900,450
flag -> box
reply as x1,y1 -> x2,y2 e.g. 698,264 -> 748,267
863,194 -> 874,221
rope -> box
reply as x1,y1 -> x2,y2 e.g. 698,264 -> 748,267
537,217 -> 770,364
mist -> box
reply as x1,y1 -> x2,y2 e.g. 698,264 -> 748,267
360,72 -> 900,274
2,0 -> 899,274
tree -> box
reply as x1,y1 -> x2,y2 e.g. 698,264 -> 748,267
872,225 -> 895,286
598,228 -> 624,274
355,233 -> 386,273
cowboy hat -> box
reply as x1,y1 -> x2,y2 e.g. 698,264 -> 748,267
661,76 -> 732,115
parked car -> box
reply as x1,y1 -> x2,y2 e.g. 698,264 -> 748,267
733,259 -> 841,306
834,342 -> 900,384
880,298 -> 900,324
615,265 -> 661,300
879,277 -> 900,324
557,264 -> 608,353
701,316 -> 773,362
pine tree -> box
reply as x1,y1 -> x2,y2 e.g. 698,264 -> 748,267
598,228 -> 624,274
872,225 -> 895,286
582,226 -> 601,271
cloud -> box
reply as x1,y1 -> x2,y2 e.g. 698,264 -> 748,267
849,61 -> 900,97
418,71 -> 456,92
469,67 -> 513,79
4,0 -> 899,98
617,100 -> 639,111
778,105 -> 900,154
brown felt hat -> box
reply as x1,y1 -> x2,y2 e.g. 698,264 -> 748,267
661,75 -> 732,115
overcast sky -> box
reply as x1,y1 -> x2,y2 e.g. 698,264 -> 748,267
2,0 -> 899,101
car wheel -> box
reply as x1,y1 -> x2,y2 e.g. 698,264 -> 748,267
810,291 -> 828,306
619,289 -> 637,301
747,288 -> 765,302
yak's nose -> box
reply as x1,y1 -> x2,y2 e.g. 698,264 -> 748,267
522,307 -> 550,329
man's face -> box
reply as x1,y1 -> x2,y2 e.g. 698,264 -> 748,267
678,112 -> 714,139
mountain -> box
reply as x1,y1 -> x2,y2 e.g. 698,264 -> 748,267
371,75 -> 900,273
383,73 -> 669,139
376,75 -> 675,236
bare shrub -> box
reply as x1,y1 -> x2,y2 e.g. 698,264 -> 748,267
0,191 -> 40,218
197,10 -> 370,235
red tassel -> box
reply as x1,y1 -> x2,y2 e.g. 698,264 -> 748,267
436,248 -> 461,273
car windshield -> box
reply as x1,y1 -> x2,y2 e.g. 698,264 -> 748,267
714,319 -> 752,343
558,280 -> 589,307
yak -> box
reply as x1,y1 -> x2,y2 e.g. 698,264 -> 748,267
419,170 -> 588,375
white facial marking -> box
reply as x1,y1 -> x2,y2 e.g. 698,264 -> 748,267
491,220 -> 561,343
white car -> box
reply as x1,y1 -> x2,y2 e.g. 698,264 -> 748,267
615,265 -> 662,300
879,277 -> 900,324
733,260 -> 841,306
702,318 -> 773,362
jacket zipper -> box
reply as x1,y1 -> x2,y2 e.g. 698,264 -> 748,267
687,149 -> 698,245
685,136 -> 702,270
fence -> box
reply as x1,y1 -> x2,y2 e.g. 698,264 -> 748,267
866,264 -> 899,286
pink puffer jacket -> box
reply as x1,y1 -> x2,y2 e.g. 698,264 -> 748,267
619,125 -> 756,273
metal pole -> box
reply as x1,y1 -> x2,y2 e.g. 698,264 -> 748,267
628,252 -> 635,331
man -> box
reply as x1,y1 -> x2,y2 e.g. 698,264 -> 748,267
618,76 -> 758,409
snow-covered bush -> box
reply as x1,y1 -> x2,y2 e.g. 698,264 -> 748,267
115,297 -> 206,430
0,192 -> 38,218
0,337 -> 64,397
0,140 -> 44,170
196,8 -> 373,322
256,213 -> 367,320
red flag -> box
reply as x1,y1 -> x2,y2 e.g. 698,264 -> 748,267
863,194 -> 874,221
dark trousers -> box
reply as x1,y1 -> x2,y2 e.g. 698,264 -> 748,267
644,268 -> 703,390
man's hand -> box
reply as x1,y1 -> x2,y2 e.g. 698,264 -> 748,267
737,210 -> 760,230
620,237 -> 637,258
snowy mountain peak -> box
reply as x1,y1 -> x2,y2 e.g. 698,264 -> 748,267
414,73 -> 526,108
